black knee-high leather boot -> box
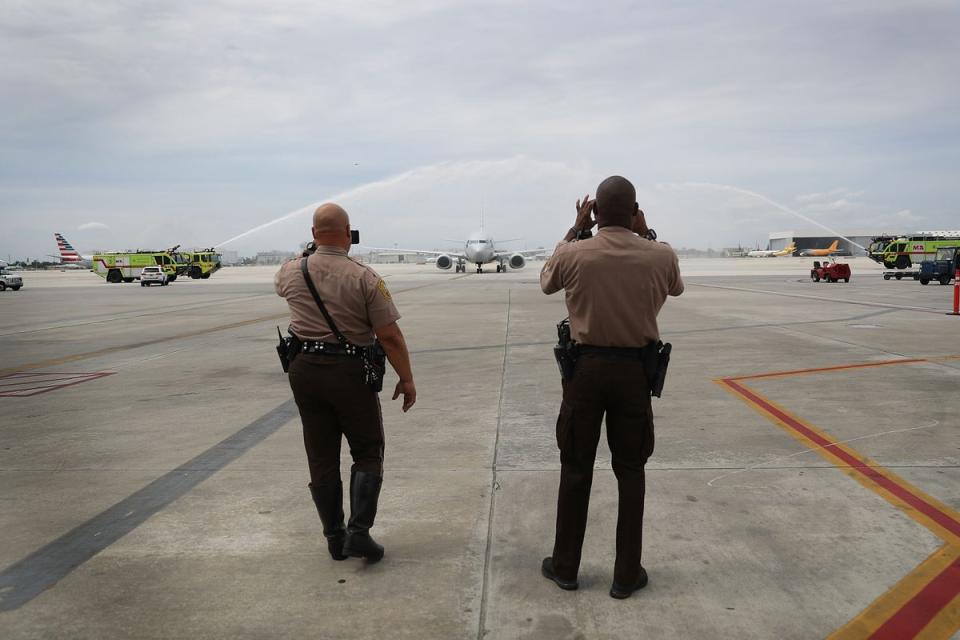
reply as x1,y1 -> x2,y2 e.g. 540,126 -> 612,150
343,471 -> 384,562
309,482 -> 347,561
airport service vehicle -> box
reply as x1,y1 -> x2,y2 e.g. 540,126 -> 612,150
184,249 -> 222,279
868,233 -> 960,270
810,260 -> 850,283
918,246 -> 959,286
882,270 -> 920,281
139,266 -> 169,286
93,249 -> 188,283
0,267 -> 23,291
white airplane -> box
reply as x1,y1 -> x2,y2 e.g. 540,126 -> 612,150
747,242 -> 796,258
49,233 -> 93,268
368,220 -> 545,273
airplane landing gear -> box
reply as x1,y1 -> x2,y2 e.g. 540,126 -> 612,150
476,265 -> 483,274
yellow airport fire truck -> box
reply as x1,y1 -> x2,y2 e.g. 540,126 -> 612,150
183,249 -> 223,279
867,233 -> 960,270
92,248 -> 189,283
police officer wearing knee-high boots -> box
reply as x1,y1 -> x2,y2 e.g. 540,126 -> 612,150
275,203 -> 416,563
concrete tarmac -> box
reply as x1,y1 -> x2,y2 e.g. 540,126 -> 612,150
1,258 -> 958,639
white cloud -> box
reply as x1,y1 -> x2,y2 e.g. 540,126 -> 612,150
1,1 -> 958,259
78,221 -> 109,231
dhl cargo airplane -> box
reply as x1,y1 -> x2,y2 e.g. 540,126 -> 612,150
799,240 -> 840,257
747,242 -> 796,258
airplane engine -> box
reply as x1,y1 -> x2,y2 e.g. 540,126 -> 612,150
509,253 -> 526,270
435,254 -> 454,270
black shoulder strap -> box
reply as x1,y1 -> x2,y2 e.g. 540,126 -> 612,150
300,256 -> 348,345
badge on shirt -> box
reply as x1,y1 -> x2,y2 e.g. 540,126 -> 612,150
377,279 -> 392,301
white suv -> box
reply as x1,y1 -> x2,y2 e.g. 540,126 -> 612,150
140,266 -> 169,286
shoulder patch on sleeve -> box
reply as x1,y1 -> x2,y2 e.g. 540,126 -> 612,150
377,279 -> 392,301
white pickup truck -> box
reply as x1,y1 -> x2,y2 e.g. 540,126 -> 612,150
0,267 -> 23,291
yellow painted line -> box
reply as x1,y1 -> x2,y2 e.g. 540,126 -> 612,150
717,357 -> 960,639
715,381 -> 960,546
828,544 -> 959,640
915,586 -> 960,640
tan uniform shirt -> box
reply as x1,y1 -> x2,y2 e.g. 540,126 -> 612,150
274,246 -> 400,346
540,226 -> 683,347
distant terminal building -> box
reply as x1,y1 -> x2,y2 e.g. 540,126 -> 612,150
368,251 -> 427,265
768,231 -> 883,256
255,250 -> 297,265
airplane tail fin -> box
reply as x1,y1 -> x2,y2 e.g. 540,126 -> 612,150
828,240 -> 839,251
54,233 -> 83,263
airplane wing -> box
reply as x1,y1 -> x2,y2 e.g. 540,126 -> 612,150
493,249 -> 549,259
362,246 -> 467,260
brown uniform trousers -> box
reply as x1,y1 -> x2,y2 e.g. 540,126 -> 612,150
552,352 -> 654,588
288,353 -> 384,485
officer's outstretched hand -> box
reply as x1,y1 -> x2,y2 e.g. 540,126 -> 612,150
393,379 -> 417,412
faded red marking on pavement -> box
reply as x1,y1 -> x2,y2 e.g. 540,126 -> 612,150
0,372 -> 115,398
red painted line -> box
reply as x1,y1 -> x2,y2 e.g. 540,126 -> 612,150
727,358 -> 927,381
869,555 -> 960,639
722,379 -> 960,540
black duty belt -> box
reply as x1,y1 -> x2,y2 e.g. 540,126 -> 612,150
578,344 -> 655,358
300,341 -> 362,356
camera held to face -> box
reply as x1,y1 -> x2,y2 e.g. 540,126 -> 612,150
302,230 -> 360,257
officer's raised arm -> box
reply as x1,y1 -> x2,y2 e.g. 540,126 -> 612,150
374,321 -> 416,412
541,194 -> 597,294
668,253 -> 684,297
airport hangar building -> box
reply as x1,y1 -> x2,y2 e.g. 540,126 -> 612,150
767,231 -> 881,256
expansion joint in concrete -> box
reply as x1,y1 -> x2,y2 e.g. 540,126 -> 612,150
476,289 -> 511,640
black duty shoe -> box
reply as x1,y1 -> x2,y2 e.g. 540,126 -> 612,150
343,471 -> 385,563
308,482 -> 347,561
541,557 -> 578,591
609,567 -> 649,599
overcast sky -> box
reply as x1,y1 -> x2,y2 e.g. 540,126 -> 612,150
2,0 -> 958,260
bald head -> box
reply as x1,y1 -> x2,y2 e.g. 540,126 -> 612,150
312,203 -> 352,249
595,176 -> 638,229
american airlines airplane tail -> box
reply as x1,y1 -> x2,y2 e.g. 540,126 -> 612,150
54,233 -> 83,262
53,233 -> 92,267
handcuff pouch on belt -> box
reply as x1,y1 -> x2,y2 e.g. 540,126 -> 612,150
275,257 -> 385,392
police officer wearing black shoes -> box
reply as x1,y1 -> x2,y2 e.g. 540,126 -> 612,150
275,203 -> 417,563
539,176 -> 683,599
